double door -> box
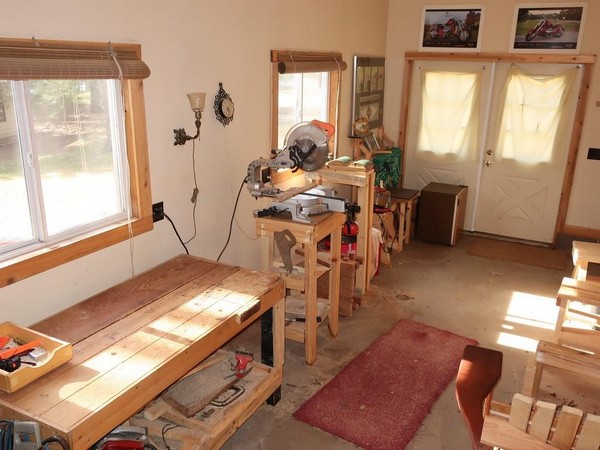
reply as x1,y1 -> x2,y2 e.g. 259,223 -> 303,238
404,60 -> 583,243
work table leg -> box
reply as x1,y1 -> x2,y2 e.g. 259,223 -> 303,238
304,243 -> 318,365
261,297 -> 285,405
328,227 -> 341,338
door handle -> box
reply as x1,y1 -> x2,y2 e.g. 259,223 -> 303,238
484,160 -> 491,167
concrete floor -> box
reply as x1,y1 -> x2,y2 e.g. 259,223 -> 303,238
213,234 -> 593,449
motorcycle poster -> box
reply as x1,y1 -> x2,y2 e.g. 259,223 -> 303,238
419,7 -> 483,52
510,3 -> 587,53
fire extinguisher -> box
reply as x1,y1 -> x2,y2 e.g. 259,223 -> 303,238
342,203 -> 361,255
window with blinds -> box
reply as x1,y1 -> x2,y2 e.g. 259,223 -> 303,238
270,50 -> 346,183
0,38 -> 152,287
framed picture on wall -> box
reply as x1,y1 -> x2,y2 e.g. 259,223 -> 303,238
509,2 -> 587,53
418,5 -> 484,52
351,56 -> 385,133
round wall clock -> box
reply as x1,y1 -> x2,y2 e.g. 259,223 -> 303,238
214,82 -> 234,126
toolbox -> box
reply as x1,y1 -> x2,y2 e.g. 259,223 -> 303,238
0,321 -> 72,393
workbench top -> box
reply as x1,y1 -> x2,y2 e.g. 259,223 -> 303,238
0,255 -> 285,450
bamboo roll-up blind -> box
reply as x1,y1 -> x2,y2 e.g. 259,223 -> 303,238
272,50 -> 347,74
0,38 -> 150,80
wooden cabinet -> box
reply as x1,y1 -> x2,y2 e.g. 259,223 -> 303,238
0,255 -> 285,450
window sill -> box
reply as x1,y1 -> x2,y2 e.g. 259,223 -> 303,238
0,216 -> 153,288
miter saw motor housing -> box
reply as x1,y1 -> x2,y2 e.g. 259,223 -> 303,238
246,121 -> 333,198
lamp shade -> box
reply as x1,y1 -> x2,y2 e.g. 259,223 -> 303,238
187,92 -> 206,111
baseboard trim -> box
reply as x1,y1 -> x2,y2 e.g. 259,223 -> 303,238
563,225 -> 600,241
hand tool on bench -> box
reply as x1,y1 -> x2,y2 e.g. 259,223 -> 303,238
226,350 -> 253,379
0,339 -> 41,360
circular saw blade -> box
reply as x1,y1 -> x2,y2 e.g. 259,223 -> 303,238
285,123 -> 329,172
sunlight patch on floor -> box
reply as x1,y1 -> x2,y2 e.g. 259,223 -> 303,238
497,291 -> 559,351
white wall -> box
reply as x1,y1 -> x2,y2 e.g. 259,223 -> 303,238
0,0 -> 389,325
384,0 -> 600,233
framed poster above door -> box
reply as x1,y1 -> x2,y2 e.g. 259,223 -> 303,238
418,5 -> 484,52
509,2 -> 587,53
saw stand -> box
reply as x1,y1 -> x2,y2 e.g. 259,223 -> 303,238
255,211 -> 345,365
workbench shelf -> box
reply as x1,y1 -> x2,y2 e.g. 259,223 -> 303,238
133,350 -> 281,449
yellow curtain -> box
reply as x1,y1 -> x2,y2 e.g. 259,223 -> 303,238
494,65 -> 578,167
416,69 -> 481,163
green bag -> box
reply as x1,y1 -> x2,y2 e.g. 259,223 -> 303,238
372,147 -> 401,189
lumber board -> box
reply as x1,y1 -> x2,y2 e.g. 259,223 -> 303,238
31,255 -> 219,343
162,355 -> 239,417
575,413 -> 600,450
509,393 -> 533,432
143,351 -> 229,420
551,406 -> 583,450
529,401 -> 556,441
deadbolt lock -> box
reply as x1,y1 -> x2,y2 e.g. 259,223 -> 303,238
486,149 -> 494,156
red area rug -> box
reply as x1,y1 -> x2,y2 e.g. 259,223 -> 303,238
293,319 -> 477,449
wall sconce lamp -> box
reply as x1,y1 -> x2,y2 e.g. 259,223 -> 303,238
173,92 -> 206,146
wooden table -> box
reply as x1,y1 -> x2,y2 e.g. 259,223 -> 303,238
0,255 -> 285,450
256,211 -> 344,365
306,167 -> 375,294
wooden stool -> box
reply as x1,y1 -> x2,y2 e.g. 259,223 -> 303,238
389,188 -> 420,252
572,240 -> 600,281
527,340 -> 600,399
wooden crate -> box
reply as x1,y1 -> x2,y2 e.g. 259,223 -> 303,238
0,321 -> 72,393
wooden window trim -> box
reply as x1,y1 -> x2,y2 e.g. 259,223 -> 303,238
0,40 -> 153,288
398,51 -> 596,244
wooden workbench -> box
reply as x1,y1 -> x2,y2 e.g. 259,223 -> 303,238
0,255 -> 285,450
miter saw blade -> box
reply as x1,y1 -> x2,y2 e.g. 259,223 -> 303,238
285,122 -> 329,172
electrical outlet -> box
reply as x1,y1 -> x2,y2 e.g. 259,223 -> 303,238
152,202 -> 164,222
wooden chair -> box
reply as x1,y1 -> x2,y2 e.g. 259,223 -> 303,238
481,393 -> 600,450
455,345 -> 503,449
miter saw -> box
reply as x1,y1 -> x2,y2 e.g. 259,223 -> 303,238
246,120 -> 346,223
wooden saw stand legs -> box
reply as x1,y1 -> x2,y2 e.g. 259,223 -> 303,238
256,211 -> 345,365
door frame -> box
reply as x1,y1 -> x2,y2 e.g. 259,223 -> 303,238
398,52 -> 596,245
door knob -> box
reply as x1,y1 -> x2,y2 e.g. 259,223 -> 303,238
486,149 -> 494,156
484,160 -> 491,167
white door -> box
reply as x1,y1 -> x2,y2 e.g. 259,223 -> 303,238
404,60 -> 492,226
474,63 -> 582,243
405,60 -> 582,243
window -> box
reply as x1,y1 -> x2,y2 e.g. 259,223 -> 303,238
277,72 -> 330,148
0,38 -> 152,287
495,66 -> 578,166
270,50 -> 346,183
416,69 -> 481,163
